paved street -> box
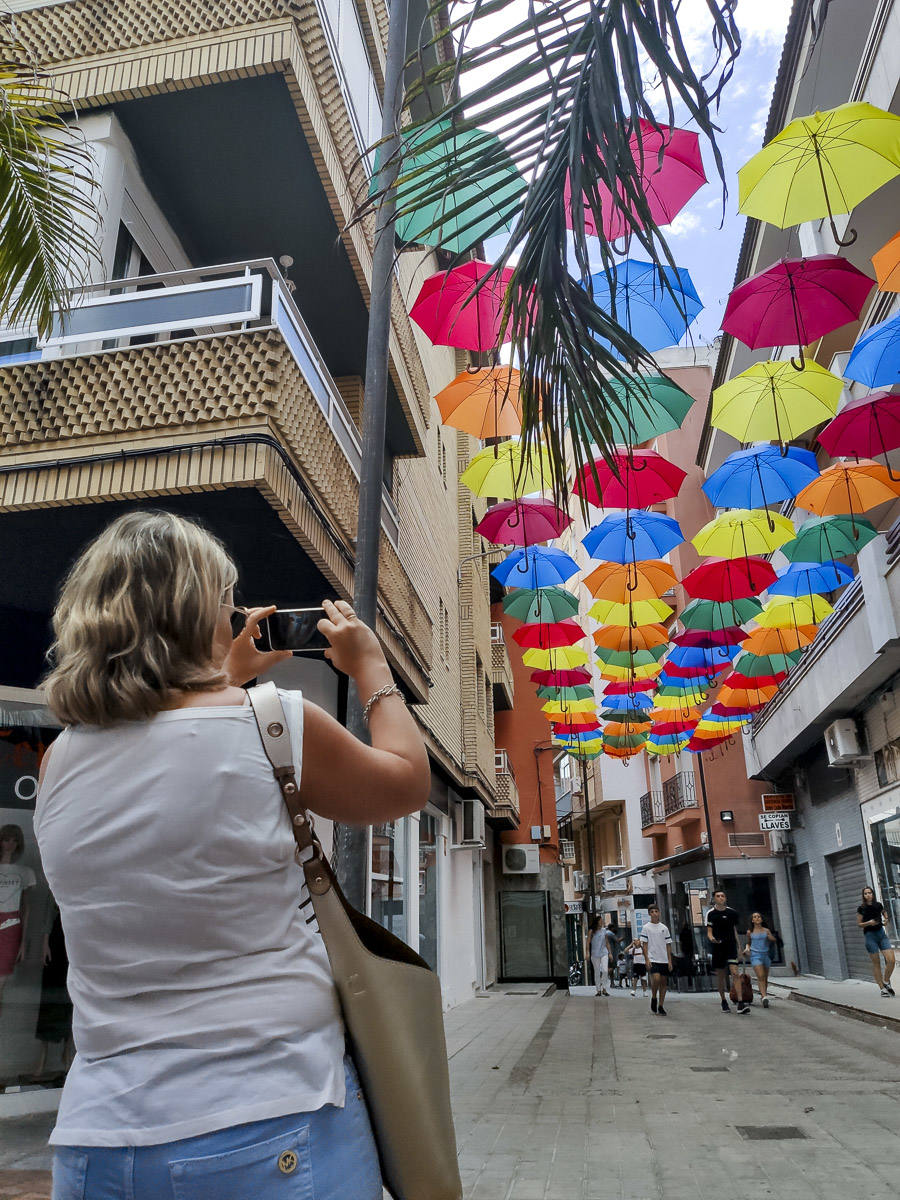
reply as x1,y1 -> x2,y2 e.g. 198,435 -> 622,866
2,986 -> 899,1200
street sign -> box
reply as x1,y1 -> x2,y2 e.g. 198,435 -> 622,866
762,793 -> 795,812
565,900 -> 583,915
759,811 -> 791,831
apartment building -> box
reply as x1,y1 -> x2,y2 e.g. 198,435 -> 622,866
0,0 -> 508,1102
702,0 -> 900,979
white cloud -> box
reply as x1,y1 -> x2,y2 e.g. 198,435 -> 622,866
666,210 -> 701,237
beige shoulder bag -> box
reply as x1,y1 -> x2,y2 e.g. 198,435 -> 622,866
247,682 -> 462,1200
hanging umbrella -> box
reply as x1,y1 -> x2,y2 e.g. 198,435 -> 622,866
604,719 -> 653,736
682,556 -> 777,601
593,624 -> 669,652
595,644 -> 668,666
680,597 -> 763,631
513,619 -> 585,650
671,627 -> 746,649
716,683 -> 779,709
536,684 -> 595,701
601,710 -> 653,726
530,668 -> 593,687
460,439 -> 551,498
553,718 -> 603,735
587,597 -> 673,626
492,546 -> 580,588
603,732 -> 649,750
522,645 -> 589,670
721,255 -> 874,367
781,514 -> 879,562
692,510 -> 795,558
436,368 -> 522,439
755,596 -> 834,628
661,662 -> 730,681
709,705 -> 759,720
595,373 -> 695,444
654,687 -> 711,707
477,498 -> 572,547
711,359 -> 843,445
734,650 -> 802,678
818,391 -> 900,479
503,587 -> 580,623
741,626 -> 817,656
795,460 -> 900,517
737,102 -> 900,246
767,561 -> 854,597
583,512 -> 684,562
583,559 -> 678,602
598,661 -> 663,682
548,709 -> 599,728
602,692 -> 654,712
844,311 -> 900,388
872,230 -> 900,292
646,738 -> 690,756
590,260 -> 703,355
726,671 -> 787,689
573,450 -> 686,508
543,701 -> 598,719
565,121 -> 706,239
411,260 -> 516,351
702,444 -> 819,510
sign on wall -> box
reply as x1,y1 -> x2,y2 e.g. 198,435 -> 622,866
761,793 -> 795,812
564,900 -> 583,915
759,811 -> 792,831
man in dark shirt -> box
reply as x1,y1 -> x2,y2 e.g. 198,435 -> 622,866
707,888 -> 749,1014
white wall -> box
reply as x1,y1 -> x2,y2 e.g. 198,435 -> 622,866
440,835 -> 480,1009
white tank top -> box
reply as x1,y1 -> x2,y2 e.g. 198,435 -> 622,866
35,690 -> 345,1147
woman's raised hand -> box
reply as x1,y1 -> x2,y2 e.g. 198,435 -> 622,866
317,599 -> 390,686
223,605 -> 292,687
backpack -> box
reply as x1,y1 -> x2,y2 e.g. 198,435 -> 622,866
730,970 -> 754,1005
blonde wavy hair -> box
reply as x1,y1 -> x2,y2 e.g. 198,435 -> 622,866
44,510 -> 238,726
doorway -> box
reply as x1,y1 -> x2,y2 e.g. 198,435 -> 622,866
499,891 -> 551,980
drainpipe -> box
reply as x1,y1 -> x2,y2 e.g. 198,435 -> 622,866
696,753 -> 719,890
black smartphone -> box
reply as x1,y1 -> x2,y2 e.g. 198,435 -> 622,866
262,607 -> 330,654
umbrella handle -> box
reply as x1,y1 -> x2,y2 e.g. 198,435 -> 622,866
830,217 -> 857,248
789,347 -> 805,372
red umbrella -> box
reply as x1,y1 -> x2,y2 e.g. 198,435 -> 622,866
663,661 -> 731,679
410,260 -> 515,351
513,619 -> 585,650
530,668 -> 593,687
709,703 -> 760,718
724,671 -> 787,689
671,627 -> 746,649
565,121 -> 706,240
722,255 -> 874,367
572,450 -> 686,507
685,733 -> 733,752
818,391 -> 900,479
682,556 -> 777,601
553,719 -> 602,735
475,498 -> 572,547
603,681 -> 656,696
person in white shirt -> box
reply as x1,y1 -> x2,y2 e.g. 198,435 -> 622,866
640,905 -> 674,1016
588,917 -> 615,996
628,937 -> 648,997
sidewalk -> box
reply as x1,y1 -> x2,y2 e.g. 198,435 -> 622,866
767,973 -> 900,1030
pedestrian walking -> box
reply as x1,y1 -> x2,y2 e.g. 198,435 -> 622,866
857,885 -> 896,997
640,905 -> 673,1015
0,823 -> 36,1018
35,511 -> 431,1200
742,912 -> 776,1008
706,888 -> 749,1014
588,917 -> 615,996
629,937 -> 648,998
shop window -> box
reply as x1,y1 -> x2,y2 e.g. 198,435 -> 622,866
870,812 -> 900,938
370,820 -> 407,942
418,813 -> 440,970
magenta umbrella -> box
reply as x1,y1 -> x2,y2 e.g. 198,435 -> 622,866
722,255 -> 874,368
410,260 -> 515,351
565,121 -> 706,240
818,390 -> 900,480
475,498 -> 572,547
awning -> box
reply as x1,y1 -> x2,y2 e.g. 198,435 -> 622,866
606,845 -> 710,884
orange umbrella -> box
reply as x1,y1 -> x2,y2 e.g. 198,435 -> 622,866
582,559 -> 678,602
650,705 -> 702,724
435,367 -> 522,438
547,711 -> 599,728
604,745 -> 643,758
873,230 -> 900,292
741,626 -> 818,656
717,683 -> 779,709
794,460 -> 900,516
593,624 -> 670,652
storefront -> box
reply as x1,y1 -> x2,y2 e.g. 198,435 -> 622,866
862,796 -> 900,943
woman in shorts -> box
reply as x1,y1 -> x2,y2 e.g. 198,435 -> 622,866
629,937 -> 648,998
742,912 -> 776,1008
857,886 -> 895,997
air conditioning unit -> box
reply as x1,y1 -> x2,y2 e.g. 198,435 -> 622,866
452,798 -> 486,848
572,869 -> 588,892
825,718 -> 866,766
502,844 -> 540,875
768,830 -> 794,855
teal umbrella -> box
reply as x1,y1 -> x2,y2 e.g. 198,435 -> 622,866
536,684 -> 595,701
781,515 -> 879,563
680,597 -> 763,631
572,373 -> 694,445
595,645 -> 668,666
733,650 -> 802,677
503,587 -> 579,623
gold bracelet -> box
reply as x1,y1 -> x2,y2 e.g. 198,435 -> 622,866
362,683 -> 404,725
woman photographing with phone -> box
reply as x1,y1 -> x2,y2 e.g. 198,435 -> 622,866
36,510 -> 430,1200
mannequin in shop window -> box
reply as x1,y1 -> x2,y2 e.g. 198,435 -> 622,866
0,823 -> 36,1015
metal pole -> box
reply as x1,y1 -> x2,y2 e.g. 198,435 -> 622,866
334,0 -> 410,910
580,757 -> 598,918
695,753 -> 719,890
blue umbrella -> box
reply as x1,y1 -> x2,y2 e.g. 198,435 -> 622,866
665,645 -> 738,668
767,560 -> 854,597
582,511 -> 683,562
492,545 -> 579,588
590,259 -> 703,355
601,692 -> 654,712
845,311 -> 900,387
554,730 -> 603,742
702,444 -> 820,509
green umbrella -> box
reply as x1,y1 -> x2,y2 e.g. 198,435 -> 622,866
733,650 -> 802,677
572,373 -> 694,445
503,587 -> 580,624
781,515 -> 879,563
603,732 -> 649,749
595,644 -> 668,666
600,708 -> 648,722
536,684 -> 595,701
680,597 -> 763,631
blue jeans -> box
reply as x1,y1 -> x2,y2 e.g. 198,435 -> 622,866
865,927 -> 892,954
52,1057 -> 382,1200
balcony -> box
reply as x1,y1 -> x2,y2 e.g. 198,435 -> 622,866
663,772 -> 700,825
490,624 -> 514,710
491,749 -> 520,829
640,790 -> 666,834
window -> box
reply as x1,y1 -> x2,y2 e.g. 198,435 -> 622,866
370,820 -> 407,941
475,655 -> 485,719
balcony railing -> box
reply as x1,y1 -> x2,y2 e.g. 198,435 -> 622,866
663,772 -> 698,818
490,632 -> 514,709
640,790 -> 665,829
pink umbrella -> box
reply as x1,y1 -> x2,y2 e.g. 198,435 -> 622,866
410,260 -> 515,351
475,498 -> 572,547
565,122 -> 706,240
722,255 -> 874,368
572,449 -> 686,507
818,390 -> 900,479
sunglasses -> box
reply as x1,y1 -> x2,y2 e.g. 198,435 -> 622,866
221,603 -> 250,638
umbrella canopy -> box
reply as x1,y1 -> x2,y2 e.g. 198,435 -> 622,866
602,692 -> 654,712
492,546 -> 580,588
503,587 -> 580,624
737,103 -> 900,242
587,597 -> 673,627
721,255 -> 874,355
582,559 -> 678,602
646,738 -> 690,755
755,596 -> 834,627
411,261 -> 516,351
872,230 -> 900,292
845,311 -> 900,388
436,368 -> 522,439
598,374 -> 695,444
603,681 -> 657,696
598,661 -> 663,682
522,645 -> 589,670
671,627 -> 746,649
781,515 -> 879,562
553,718 -> 602,734
794,460 -> 900,516
583,511 -> 684,562
682,556 -> 777,601
513,619 -> 586,650
692,509 -> 795,559
543,699 -> 598,716
702,444 -> 819,510
593,624 -> 669,652
590,260 -> 703,354
536,684 -> 595,701
716,683 -> 779,709
565,121 -> 706,239
573,450 -> 686,508
818,391 -> 900,468
711,359 -> 843,444
655,686 -> 711,706
680,597 -> 763,631
741,626 -> 817,656
733,650 -> 802,678
530,668 -> 593,687
476,498 -> 572,547
603,732 -> 649,749
661,662 -> 730,680
595,644 -> 668,666
726,671 -> 787,689
767,561 -> 854,597
460,439 -> 551,499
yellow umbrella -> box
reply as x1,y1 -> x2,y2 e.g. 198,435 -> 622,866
522,645 -> 589,670
599,662 -> 662,682
654,688 -> 709,709
711,360 -> 843,444
692,509 -> 795,558
756,595 -> 834,628
739,102 -> 900,246
587,597 -> 673,627
459,439 -> 552,498
541,698 -> 597,715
